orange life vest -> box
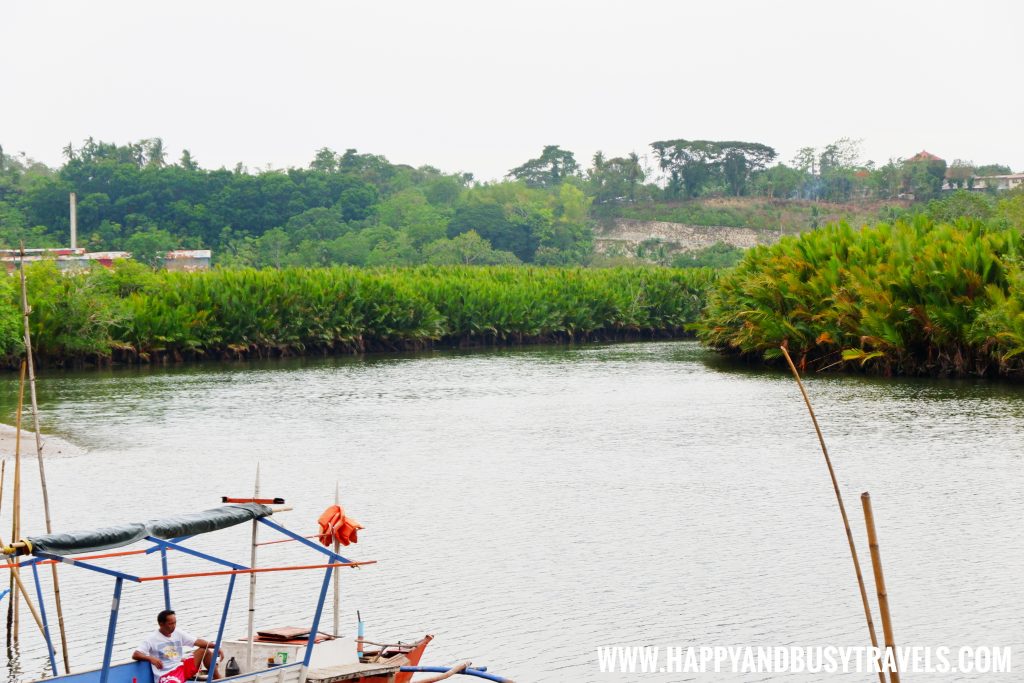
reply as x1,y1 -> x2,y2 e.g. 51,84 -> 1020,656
317,504 -> 363,547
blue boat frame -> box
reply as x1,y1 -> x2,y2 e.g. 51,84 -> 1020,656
18,516 -> 352,683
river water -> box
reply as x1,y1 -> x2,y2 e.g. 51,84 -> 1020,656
0,341 -> 1021,682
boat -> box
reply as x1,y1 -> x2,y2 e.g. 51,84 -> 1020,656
1,499 -> 514,683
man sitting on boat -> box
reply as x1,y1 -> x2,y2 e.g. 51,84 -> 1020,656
132,610 -> 223,682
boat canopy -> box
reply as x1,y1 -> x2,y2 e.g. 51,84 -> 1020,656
16,503 -> 273,556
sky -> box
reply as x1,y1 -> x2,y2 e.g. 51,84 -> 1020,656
4,0 -> 1022,181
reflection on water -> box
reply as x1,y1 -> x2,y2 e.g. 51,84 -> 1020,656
0,341 -> 1021,682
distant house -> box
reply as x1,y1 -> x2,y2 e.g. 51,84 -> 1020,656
900,150 -> 948,199
83,251 -> 132,267
0,248 -> 211,273
973,174 -> 1024,192
163,249 -> 212,271
0,248 -> 89,273
906,150 -> 944,164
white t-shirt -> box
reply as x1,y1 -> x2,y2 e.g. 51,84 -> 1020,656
137,628 -> 197,679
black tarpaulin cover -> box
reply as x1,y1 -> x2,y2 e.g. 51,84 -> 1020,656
25,503 -> 273,556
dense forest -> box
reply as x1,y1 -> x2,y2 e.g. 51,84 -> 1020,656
0,137 -> 1016,269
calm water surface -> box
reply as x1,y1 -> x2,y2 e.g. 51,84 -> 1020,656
0,341 -> 1021,682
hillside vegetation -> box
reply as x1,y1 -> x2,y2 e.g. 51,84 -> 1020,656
2,136 -> 1012,268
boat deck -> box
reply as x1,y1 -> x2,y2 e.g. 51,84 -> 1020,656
306,662 -> 401,682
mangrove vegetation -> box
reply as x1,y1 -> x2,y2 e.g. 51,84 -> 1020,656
0,264 -> 715,367
697,214 -> 1024,377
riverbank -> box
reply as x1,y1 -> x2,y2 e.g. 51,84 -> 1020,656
6,213 -> 1024,378
0,423 -> 83,458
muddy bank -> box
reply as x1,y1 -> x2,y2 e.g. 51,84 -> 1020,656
0,423 -> 83,459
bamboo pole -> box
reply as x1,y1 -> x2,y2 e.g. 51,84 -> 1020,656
0,546 -> 47,637
0,362 -> 50,643
245,463 -> 260,673
779,346 -> 885,683
0,462 -> 31,643
20,244 -> 71,672
0,446 -> 48,645
862,493 -> 899,683
9,360 -> 25,646
136,562 -> 373,582
414,662 -> 471,683
333,481 -> 340,637
0,459 -> 5,644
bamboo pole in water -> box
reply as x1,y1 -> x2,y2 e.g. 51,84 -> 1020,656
0,550 -> 46,637
0,363 -> 51,646
0,455 -> 47,642
862,493 -> 899,683
0,449 -> 46,644
779,346 -> 885,683
8,360 -> 25,646
19,246 -> 71,672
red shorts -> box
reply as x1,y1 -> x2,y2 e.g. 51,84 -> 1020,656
158,657 -> 200,683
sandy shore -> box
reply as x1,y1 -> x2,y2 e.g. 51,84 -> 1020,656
0,423 -> 84,459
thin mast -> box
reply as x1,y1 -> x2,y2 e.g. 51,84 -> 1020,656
333,481 -> 340,637
245,463 -> 260,673
780,346 -> 885,683
20,244 -> 71,671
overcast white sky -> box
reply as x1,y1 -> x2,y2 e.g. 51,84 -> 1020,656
4,0 -> 1022,181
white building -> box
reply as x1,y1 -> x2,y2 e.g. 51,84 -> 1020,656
973,174 -> 1024,192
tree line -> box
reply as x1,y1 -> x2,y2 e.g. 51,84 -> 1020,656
0,137 -> 1016,266
0,140 -> 593,267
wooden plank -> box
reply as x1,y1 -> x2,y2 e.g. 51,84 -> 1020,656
306,663 -> 400,682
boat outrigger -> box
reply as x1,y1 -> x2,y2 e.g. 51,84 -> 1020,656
1,500 -> 514,683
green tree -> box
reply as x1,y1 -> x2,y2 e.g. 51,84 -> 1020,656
376,189 -> 449,247
976,164 -> 1013,176
588,152 -> 646,203
365,232 -> 419,266
125,226 -> 177,268
650,139 -> 776,198
145,138 -> 167,169
904,160 -> 946,201
326,232 -> 371,265
751,164 -> 803,199
868,159 -> 903,199
423,231 -> 519,265
672,242 -> 746,268
310,147 -> 338,173
255,227 -> 290,268
507,146 -> 579,188
284,207 -> 349,244
926,191 -> 993,223
945,159 -> 975,189
818,138 -> 862,201
179,149 -> 199,171
995,191 -> 1024,229
791,147 -> 818,175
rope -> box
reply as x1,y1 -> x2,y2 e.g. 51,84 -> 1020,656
189,640 -> 215,682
